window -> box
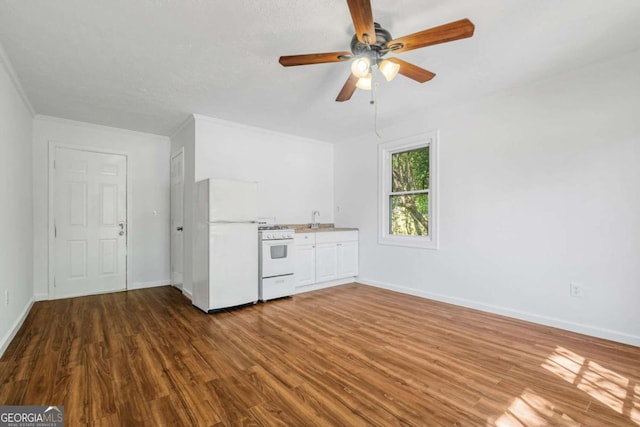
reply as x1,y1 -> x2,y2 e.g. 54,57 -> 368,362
379,132 -> 438,249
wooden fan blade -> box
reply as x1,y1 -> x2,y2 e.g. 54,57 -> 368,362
279,52 -> 352,67
346,0 -> 376,44
387,18 -> 475,53
388,58 -> 436,83
336,74 -> 358,102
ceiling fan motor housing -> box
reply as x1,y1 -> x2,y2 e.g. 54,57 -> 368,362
350,23 -> 393,58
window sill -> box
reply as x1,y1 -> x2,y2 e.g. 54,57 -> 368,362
378,235 -> 438,250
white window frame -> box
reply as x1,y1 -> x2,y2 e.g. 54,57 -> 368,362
378,131 -> 439,249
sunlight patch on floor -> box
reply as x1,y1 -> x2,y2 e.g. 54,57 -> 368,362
491,389 -> 579,427
540,346 -> 584,384
541,346 -> 639,425
577,359 -> 627,413
630,384 -> 640,425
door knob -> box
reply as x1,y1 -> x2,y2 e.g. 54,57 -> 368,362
118,221 -> 126,236
177,226 -> 183,231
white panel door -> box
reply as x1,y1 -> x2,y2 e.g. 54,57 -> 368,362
170,150 -> 184,288
54,148 -> 127,298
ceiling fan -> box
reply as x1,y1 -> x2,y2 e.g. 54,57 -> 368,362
279,0 -> 475,102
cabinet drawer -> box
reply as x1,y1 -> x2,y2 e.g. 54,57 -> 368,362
315,231 -> 358,244
261,275 -> 295,301
294,233 -> 316,245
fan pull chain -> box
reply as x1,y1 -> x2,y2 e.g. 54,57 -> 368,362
370,61 -> 378,105
371,68 -> 382,138
374,94 -> 382,139
370,68 -> 376,105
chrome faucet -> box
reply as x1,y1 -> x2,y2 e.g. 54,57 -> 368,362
311,210 -> 320,229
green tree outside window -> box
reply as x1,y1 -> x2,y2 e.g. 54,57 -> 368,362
390,146 -> 429,236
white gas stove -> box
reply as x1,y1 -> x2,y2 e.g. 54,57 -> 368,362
258,225 -> 295,301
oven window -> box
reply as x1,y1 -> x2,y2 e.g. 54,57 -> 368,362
270,244 -> 288,259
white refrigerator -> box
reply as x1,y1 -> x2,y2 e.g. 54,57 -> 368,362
192,178 -> 259,312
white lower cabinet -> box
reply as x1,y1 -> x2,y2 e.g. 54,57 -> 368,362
294,243 -> 316,287
337,241 -> 358,277
315,243 -> 339,282
294,230 -> 358,288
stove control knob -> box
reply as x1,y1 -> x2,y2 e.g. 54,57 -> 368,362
266,233 -> 272,239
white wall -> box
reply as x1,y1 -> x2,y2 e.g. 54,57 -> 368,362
171,114 -> 334,297
335,50 -> 640,346
194,115 -> 334,225
0,46 -> 34,355
32,116 -> 171,297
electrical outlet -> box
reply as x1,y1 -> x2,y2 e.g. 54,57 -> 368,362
569,283 -> 584,298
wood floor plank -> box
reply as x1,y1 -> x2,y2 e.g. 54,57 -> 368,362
247,363 -> 344,427
1,283 -> 639,426
289,382 -> 372,426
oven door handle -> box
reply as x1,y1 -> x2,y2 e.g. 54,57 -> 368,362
262,240 -> 293,246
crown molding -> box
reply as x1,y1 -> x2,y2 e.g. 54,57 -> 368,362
169,114 -> 196,139
0,42 -> 35,117
34,115 -> 169,141
192,113 -> 333,146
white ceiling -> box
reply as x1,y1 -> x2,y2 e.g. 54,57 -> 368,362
1,0 -> 639,142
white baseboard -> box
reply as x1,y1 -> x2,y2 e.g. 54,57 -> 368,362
0,297 -> 34,358
359,278 -> 640,348
182,288 -> 193,300
49,287 -> 127,300
128,280 -> 170,290
33,281 -> 171,300
34,293 -> 48,301
295,277 -> 355,295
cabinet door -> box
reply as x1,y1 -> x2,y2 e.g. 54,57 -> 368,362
294,244 -> 316,287
337,241 -> 359,278
315,243 -> 338,283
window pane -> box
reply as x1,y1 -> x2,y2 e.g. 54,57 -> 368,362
390,194 -> 428,236
391,146 -> 429,192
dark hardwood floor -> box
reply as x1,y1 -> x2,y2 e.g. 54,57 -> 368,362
1,284 -> 639,426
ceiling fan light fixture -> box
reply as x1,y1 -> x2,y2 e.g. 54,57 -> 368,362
379,59 -> 400,82
277,1 -> 476,103
351,57 -> 371,78
355,74 -> 372,90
